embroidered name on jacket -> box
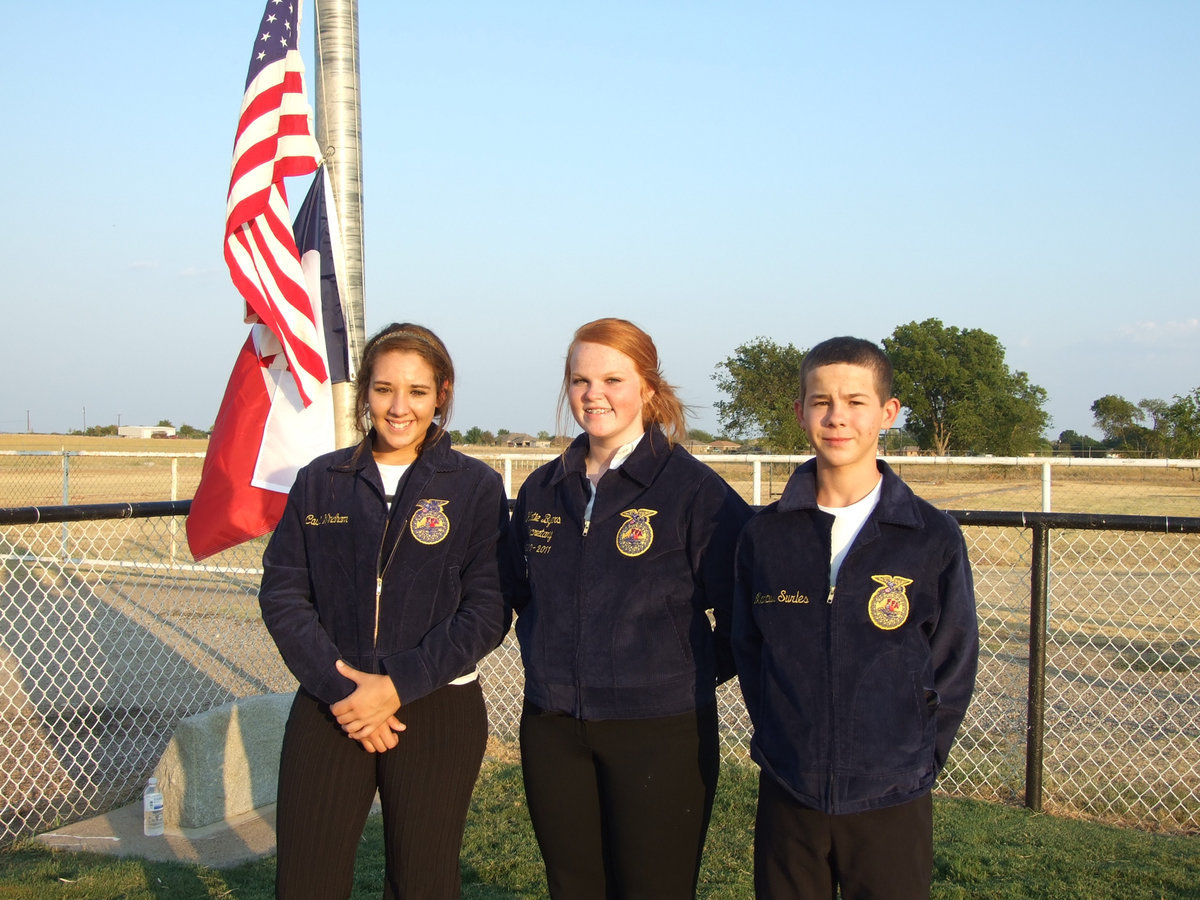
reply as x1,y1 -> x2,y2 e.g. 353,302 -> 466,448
409,499 -> 450,545
868,574 -> 912,630
753,590 -> 811,605
616,508 -> 657,557
524,510 -> 560,555
304,513 -> 349,526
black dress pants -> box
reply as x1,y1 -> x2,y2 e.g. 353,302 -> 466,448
754,772 -> 934,900
519,701 -> 720,900
274,682 -> 487,899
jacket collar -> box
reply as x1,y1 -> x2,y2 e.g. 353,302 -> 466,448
551,427 -> 673,488
330,425 -> 457,477
777,458 -> 923,529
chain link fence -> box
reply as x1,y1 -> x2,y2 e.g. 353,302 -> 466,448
0,449 -> 206,507
1,450 -> 1198,846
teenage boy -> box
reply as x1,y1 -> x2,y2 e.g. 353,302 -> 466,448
733,336 -> 978,899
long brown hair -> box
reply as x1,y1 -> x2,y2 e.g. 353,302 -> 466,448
558,318 -> 688,445
355,323 -> 455,455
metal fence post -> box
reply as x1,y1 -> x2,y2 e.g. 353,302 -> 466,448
60,450 -> 70,561
170,457 -> 179,565
1025,519 -> 1050,811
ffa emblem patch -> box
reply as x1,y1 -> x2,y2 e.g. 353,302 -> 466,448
409,499 -> 450,545
868,574 -> 913,631
615,508 -> 657,557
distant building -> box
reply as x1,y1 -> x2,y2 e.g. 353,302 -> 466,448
501,432 -> 537,448
703,440 -> 742,454
118,425 -> 177,439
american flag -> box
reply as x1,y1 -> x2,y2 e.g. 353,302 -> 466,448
223,0 -> 325,407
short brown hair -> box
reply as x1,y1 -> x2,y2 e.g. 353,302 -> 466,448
799,336 -> 893,404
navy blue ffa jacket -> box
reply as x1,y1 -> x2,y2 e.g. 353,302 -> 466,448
505,428 -> 752,720
259,428 -> 510,708
733,459 -> 978,815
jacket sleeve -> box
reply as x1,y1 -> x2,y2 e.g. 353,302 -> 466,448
931,523 -> 980,772
500,486 -> 531,617
258,467 -> 356,705
380,470 -> 511,705
690,473 -> 754,684
731,522 -> 764,725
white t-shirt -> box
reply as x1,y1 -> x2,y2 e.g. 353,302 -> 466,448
375,461 -> 410,510
819,477 -> 883,587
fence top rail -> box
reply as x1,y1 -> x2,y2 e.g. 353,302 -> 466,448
2,448 -> 1196,468
3,500 -> 1199,535
463,451 -> 1200,469
0,450 -> 207,459
951,509 -> 1200,533
0,500 -> 192,526
691,454 -> 1200,468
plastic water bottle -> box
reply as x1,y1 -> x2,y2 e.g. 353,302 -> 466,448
143,777 -> 165,837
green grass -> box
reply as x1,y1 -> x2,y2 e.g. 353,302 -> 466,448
3,763 -> 1198,898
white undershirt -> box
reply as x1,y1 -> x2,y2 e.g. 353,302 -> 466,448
819,477 -> 883,587
374,460 -> 476,686
584,433 -> 643,527
375,461 -> 410,510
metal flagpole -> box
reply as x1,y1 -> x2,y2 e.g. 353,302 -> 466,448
313,0 -> 366,448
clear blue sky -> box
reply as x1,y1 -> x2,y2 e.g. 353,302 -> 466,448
4,1 -> 1196,441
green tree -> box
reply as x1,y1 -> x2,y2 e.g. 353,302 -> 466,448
712,337 -> 808,452
882,319 -> 1049,455
177,423 -> 207,438
687,428 -> 715,444
1090,395 -> 1144,448
464,426 -> 484,445
1055,429 -> 1104,457
1166,387 -> 1200,458
449,429 -> 463,444
156,419 -> 174,428
537,430 -> 551,441
1137,399 -> 1169,457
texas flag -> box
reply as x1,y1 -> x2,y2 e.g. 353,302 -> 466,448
187,166 -> 350,561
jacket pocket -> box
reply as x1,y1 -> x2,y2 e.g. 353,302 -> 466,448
848,653 -> 932,771
609,574 -> 693,687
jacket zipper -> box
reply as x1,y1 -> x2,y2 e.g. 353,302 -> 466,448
825,527 -> 837,810
375,486 -> 408,657
575,476 -> 592,713
374,577 -> 383,646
